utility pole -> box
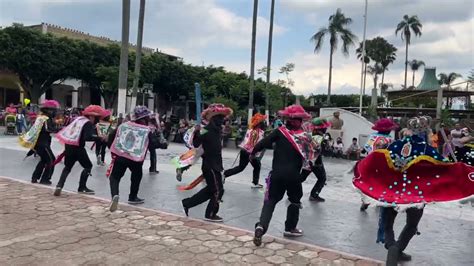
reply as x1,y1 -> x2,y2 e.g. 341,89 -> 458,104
130,0 -> 146,112
265,0 -> 275,125
359,0 -> 368,115
248,0 -> 258,124
117,0 -> 131,116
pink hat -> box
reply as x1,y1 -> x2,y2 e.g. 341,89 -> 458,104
41,99 -> 60,109
278,105 -> 311,120
372,118 -> 398,132
82,105 -> 105,117
201,103 -> 233,120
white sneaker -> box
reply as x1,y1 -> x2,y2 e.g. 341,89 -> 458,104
251,183 -> 263,189
109,195 -> 119,212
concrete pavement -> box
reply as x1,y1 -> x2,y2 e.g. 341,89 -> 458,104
0,134 -> 472,265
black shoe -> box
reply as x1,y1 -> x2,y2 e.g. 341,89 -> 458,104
182,200 -> 189,217
283,228 -> 304,237
109,195 -> 119,212
78,187 -> 95,195
360,203 -> 370,211
128,197 -> 145,204
253,225 -> 264,247
39,180 -> 52,185
149,170 -> 159,175
31,179 -> 38,184
309,195 -> 325,202
176,168 -> 183,182
399,251 -> 412,262
204,215 -> 223,223
53,187 -> 62,197
386,245 -> 400,266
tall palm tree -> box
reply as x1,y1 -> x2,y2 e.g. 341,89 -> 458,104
367,63 -> 384,106
248,0 -> 258,123
408,59 -> 425,87
438,72 -> 462,89
130,0 -> 146,111
356,42 -> 370,94
311,8 -> 356,105
396,15 -> 422,89
117,0 -> 131,115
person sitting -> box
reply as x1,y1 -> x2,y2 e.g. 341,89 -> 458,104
346,137 -> 361,160
333,137 -> 344,158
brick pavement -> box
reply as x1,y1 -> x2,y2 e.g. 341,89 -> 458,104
0,177 -> 382,265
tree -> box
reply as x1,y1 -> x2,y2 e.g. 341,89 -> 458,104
367,63 -> 384,106
396,15 -> 422,89
467,69 -> 474,86
438,72 -> 462,89
408,59 -> 425,87
311,8 -> 356,105
0,25 -> 75,103
367,37 -> 397,89
279,63 -> 295,88
95,66 -> 133,109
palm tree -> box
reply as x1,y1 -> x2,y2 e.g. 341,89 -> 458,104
438,72 -> 462,89
408,59 -> 425,87
130,0 -> 146,111
311,8 -> 357,104
248,0 -> 258,122
356,42 -> 370,94
367,63 -> 384,106
396,15 -> 422,89
117,0 -> 131,115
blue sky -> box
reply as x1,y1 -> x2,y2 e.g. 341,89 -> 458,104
1,0 -> 473,96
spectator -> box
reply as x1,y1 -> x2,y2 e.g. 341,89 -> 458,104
222,120 -> 232,148
346,137 -> 361,160
321,133 -> 334,157
451,123 -> 468,148
330,111 -> 344,130
16,108 -> 26,134
333,137 -> 344,158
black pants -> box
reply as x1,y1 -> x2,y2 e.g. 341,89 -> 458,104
56,147 -> 93,190
149,147 -> 157,172
257,175 -> 303,234
384,207 -> 424,251
183,167 -> 224,218
300,157 -> 326,197
95,140 -> 106,162
31,145 -> 55,182
224,150 -> 261,185
109,156 -> 144,200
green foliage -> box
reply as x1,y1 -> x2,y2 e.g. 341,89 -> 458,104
438,72 -> 462,88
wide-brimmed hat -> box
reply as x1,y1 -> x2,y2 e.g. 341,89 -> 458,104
311,117 -> 332,129
40,99 -> 60,109
278,105 -> 311,120
82,105 -> 105,117
372,118 -> 398,132
250,113 -> 267,129
101,109 -> 112,119
201,103 -> 233,120
133,106 -> 152,121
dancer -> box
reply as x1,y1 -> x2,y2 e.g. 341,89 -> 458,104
181,103 -> 233,222
253,105 -> 313,246
19,100 -> 60,184
148,113 -> 167,174
353,117 -> 474,266
54,105 -> 106,196
300,117 -> 331,202
360,118 -> 398,211
95,110 -> 111,166
108,106 -> 164,211
224,113 -> 267,188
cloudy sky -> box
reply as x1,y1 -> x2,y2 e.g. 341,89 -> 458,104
1,0 -> 473,96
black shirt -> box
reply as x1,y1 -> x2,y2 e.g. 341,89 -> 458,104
193,123 -> 223,172
252,129 -> 302,180
35,118 -> 58,148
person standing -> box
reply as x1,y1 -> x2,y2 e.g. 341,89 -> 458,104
252,105 -> 313,246
54,105 -> 106,196
148,113 -> 168,174
224,113 -> 266,188
19,100 -> 60,184
108,106 -> 164,211
95,110 -> 112,166
181,103 -> 233,222
330,111 -> 344,130
300,118 -> 332,202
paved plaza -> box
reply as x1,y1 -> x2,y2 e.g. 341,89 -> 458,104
0,134 -> 472,265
